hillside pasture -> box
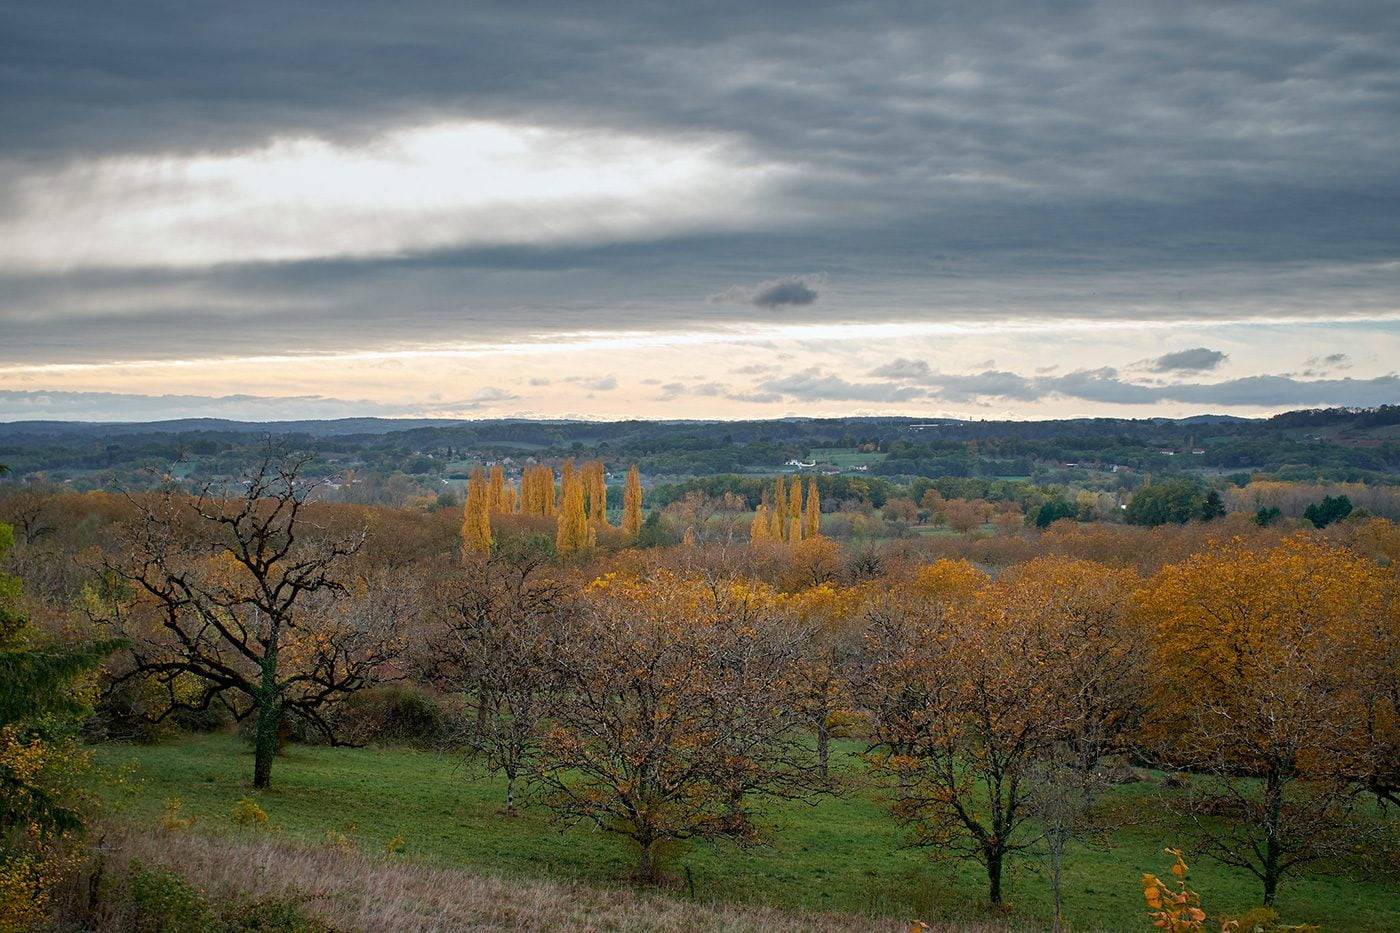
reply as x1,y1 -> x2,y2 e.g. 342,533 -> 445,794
93,735 -> 1400,931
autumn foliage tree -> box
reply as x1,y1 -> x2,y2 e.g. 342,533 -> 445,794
865,557 -> 1140,907
554,461 -> 592,555
622,465 -> 643,538
461,468 -> 492,555
1,521 -> 118,928
1138,534 -> 1395,905
95,456 -> 406,788
528,571 -> 821,881
803,477 -> 821,539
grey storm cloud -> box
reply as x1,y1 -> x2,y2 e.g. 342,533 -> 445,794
710,275 -> 822,309
752,279 -> 819,308
4,1 -> 1400,366
1151,348 -> 1228,372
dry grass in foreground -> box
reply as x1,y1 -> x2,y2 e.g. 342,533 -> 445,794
59,824 -> 1006,932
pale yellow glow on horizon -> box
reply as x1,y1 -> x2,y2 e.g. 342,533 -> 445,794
4,311 -> 1397,378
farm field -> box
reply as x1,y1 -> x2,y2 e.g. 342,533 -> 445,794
93,735 -> 1400,931
809,447 -> 888,469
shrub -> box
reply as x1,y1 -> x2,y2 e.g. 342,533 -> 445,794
125,861 -> 213,932
119,860 -> 331,933
160,797 -> 196,832
332,685 -> 445,747
231,797 -> 269,828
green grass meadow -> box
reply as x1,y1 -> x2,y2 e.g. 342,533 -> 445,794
809,447 -> 888,470
92,735 -> 1399,930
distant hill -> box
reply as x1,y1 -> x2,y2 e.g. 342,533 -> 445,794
0,417 -> 467,438
1,408 -> 1395,495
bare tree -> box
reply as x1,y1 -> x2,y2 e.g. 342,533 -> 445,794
418,548 -> 566,813
95,454 -> 403,788
528,573 -> 821,881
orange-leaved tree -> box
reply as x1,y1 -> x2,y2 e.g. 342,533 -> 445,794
865,557 -> 1139,907
1137,534 -> 1393,906
529,570 -> 822,881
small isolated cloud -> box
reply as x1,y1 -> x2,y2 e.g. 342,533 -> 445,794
753,278 -> 818,308
711,274 -> 823,308
1151,347 -> 1228,372
870,358 -> 932,379
656,382 -> 687,400
564,374 -> 619,391
528,377 -> 552,386
1302,353 -> 1353,373
464,386 -> 518,404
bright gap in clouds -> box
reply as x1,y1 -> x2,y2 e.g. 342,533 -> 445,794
0,122 -> 790,270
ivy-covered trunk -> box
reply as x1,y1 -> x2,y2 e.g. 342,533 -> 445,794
986,847 -> 1005,905
252,648 -> 281,789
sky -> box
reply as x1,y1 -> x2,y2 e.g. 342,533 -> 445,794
1,1 -> 1398,423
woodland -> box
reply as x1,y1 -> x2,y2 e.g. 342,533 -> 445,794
1,436 -> 1397,931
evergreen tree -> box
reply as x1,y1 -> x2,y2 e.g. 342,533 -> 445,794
1304,494 -> 1353,528
1,521 -> 119,925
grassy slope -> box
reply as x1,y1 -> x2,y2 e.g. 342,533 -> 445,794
94,735 -> 1398,931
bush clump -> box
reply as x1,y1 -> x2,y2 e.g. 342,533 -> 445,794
121,860 -> 332,932
331,686 -> 445,747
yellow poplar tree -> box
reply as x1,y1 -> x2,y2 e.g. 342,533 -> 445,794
542,465 -> 557,516
461,468 -> 492,554
769,477 -> 788,541
586,461 -> 609,528
488,464 -> 506,512
622,465 -> 643,538
789,477 -> 804,542
555,467 -> 590,555
519,466 -> 536,515
750,503 -> 772,542
522,464 -> 557,516
803,478 -> 821,538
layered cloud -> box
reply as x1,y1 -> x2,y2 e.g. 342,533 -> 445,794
833,361 -> 1400,408
0,388 -> 518,422
0,121 -> 788,271
3,1 -> 1399,416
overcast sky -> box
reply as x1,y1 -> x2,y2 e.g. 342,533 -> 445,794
2,1 -> 1397,422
